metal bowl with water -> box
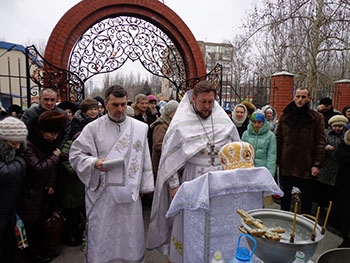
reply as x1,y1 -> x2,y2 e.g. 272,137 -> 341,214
240,208 -> 325,263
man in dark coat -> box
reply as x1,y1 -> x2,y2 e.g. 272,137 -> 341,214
21,88 -> 70,149
316,97 -> 340,129
276,87 -> 326,215
132,94 -> 157,154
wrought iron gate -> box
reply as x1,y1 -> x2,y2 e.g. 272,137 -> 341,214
26,16 -> 222,105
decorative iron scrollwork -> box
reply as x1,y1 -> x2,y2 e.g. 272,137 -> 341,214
26,45 -> 84,104
177,63 -> 222,101
26,17 -> 222,104
69,16 -> 186,90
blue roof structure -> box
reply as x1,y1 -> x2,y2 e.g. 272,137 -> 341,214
0,41 -> 26,55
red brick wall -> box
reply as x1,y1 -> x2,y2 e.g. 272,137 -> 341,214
333,80 -> 350,113
44,0 -> 206,95
270,75 -> 350,117
270,73 -> 295,117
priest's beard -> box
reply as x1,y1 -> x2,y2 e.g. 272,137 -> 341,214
192,104 -> 212,120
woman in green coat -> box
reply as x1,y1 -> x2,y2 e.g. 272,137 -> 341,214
242,109 -> 277,177
242,109 -> 277,205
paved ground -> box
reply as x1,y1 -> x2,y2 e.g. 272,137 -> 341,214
52,201 -> 343,263
52,206 -> 168,263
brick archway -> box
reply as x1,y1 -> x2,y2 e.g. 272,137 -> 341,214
44,0 -> 206,85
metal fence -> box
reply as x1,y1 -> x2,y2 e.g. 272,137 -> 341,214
221,76 -> 271,109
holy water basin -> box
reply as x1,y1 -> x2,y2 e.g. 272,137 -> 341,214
240,208 -> 325,263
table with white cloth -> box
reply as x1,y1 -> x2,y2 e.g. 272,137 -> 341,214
166,167 -> 284,263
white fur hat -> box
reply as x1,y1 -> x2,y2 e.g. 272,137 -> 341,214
0,117 -> 28,142
328,115 -> 348,127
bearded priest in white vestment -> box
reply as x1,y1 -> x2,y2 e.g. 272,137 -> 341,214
69,85 -> 154,263
147,80 -> 240,257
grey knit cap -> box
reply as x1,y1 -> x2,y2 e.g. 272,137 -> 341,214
0,117 -> 28,142
162,100 -> 179,116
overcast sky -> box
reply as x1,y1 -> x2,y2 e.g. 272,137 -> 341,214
0,0 -> 256,45
0,0 -> 257,87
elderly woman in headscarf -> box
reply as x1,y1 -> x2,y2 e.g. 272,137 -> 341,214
314,115 -> 348,217
262,105 -> 278,132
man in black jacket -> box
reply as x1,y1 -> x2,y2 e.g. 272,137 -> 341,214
317,97 -> 340,129
21,88 -> 70,149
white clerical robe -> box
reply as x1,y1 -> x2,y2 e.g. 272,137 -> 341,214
147,91 -> 240,255
165,168 -> 284,263
69,116 -> 154,263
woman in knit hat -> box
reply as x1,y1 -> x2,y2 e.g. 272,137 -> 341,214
314,114 -> 348,217
17,111 -> 67,262
242,109 -> 277,206
0,117 -> 28,262
147,94 -> 160,117
241,109 -> 276,177
70,98 -> 99,139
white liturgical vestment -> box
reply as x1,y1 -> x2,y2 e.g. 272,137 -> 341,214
147,91 -> 240,255
69,115 -> 154,263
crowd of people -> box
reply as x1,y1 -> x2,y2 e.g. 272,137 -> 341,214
0,84 -> 350,263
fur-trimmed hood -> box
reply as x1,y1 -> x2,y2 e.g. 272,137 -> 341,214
262,104 -> 278,122
345,129 -> 350,146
